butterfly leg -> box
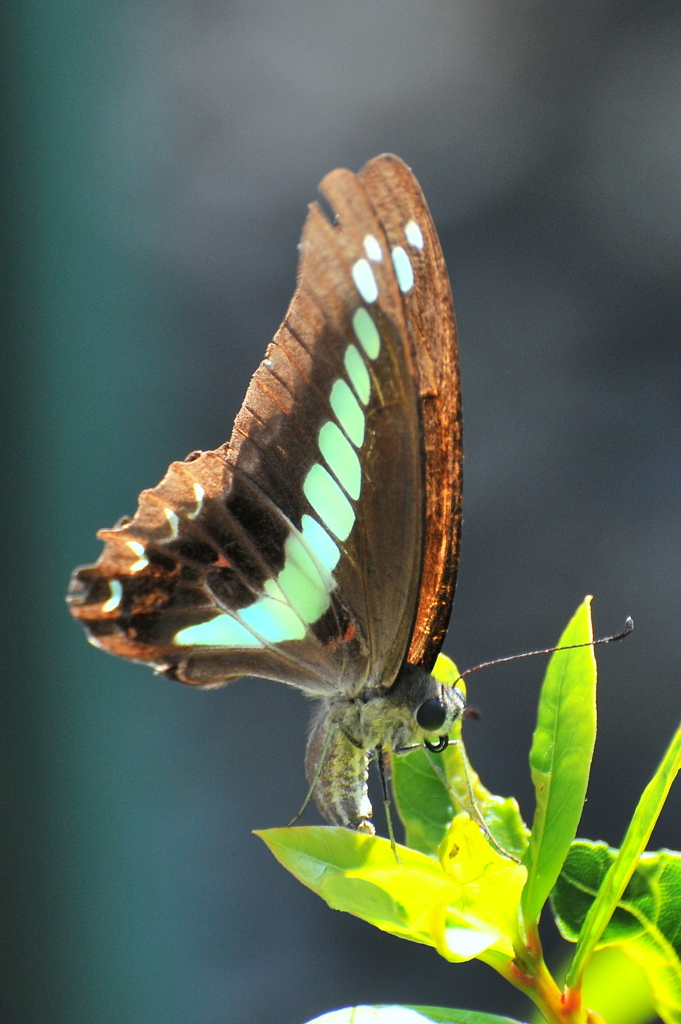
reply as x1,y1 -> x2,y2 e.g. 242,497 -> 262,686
376,748 -> 400,862
287,722 -> 338,827
305,705 -> 374,832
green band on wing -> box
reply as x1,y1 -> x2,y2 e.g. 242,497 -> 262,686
175,614 -> 263,647
330,379 -> 364,448
263,577 -> 286,602
301,514 -> 340,573
318,421 -> 361,500
344,344 -> 371,405
352,307 -> 380,359
174,528 -> 333,648
303,463 -> 355,541
239,595 -> 306,642
276,533 -> 331,623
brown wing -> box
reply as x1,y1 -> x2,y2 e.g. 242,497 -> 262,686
228,165 -> 426,691
68,156 -> 430,695
359,155 -> 462,672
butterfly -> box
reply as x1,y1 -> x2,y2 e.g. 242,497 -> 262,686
67,153 -> 464,833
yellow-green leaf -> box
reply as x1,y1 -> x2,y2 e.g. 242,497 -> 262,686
582,947 -> 656,1024
257,817 -> 526,963
522,597 -> 597,923
566,718 -> 681,990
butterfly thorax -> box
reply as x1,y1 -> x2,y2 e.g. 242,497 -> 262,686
304,663 -> 465,831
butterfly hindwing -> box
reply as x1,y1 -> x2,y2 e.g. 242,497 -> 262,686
70,449 -> 356,692
68,154 -> 459,699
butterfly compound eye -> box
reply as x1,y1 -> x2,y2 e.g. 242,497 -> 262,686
416,698 -> 447,732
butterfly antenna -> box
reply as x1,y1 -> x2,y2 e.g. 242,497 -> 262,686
458,616 -> 633,684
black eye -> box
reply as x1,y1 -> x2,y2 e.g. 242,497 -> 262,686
416,698 -> 447,732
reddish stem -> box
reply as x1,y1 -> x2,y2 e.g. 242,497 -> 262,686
486,944 -> 588,1024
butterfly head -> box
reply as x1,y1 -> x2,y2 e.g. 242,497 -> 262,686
350,662 -> 465,755
390,661 -> 465,745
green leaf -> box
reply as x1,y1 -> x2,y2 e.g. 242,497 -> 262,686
393,745 -> 528,861
302,1007 -> 528,1024
553,840 -> 681,1024
521,596 -> 597,923
392,744 -> 459,856
256,819 -> 526,962
565,718 -> 681,990
392,654 -> 528,860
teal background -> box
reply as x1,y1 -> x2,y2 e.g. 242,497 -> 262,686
3,3 -> 681,1023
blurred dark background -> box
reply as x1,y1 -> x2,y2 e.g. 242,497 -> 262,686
3,2 -> 681,1022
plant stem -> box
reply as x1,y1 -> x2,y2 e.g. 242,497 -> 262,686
483,945 -> 587,1024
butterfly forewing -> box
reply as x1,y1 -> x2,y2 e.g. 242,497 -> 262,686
358,155 -> 461,672
68,155 -> 452,698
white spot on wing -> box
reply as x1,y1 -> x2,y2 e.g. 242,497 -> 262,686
363,234 -> 382,262
164,507 -> 179,539
102,579 -> 122,612
351,258 -> 378,303
187,482 -> 204,519
391,246 -> 415,293
127,540 -> 149,573
405,220 -> 424,249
